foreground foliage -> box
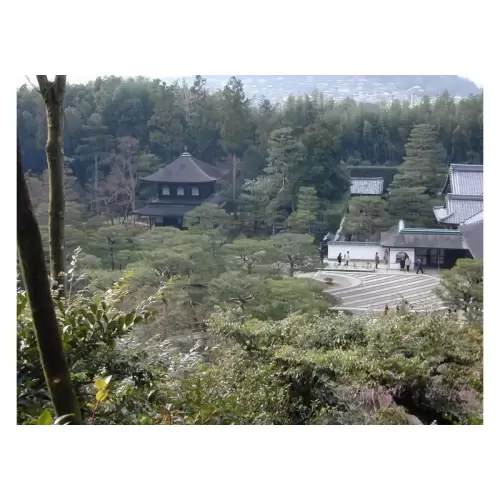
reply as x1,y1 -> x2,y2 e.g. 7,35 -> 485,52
18,271 -> 483,424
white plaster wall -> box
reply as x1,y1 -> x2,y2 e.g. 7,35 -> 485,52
328,244 -> 383,261
388,248 -> 415,270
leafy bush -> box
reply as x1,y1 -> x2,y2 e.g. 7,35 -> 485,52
17,271 -> 160,424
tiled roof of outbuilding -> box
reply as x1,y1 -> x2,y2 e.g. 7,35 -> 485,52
350,177 -> 384,195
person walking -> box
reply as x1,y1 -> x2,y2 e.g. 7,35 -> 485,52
416,257 -> 424,274
405,255 -> 411,273
399,255 -> 405,272
344,251 -> 350,267
383,248 -> 389,265
319,246 -> 325,264
384,304 -> 389,315
337,252 -> 342,267
375,252 -> 380,270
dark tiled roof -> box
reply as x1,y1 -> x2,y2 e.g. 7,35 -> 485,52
350,177 -> 384,195
433,195 -> 483,225
442,164 -> 483,196
133,204 -> 197,217
380,224 -> 465,250
141,152 -> 220,184
459,220 -> 483,259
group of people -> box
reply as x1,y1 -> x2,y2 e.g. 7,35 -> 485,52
336,251 -> 350,267
399,254 -> 425,274
327,248 -> 425,274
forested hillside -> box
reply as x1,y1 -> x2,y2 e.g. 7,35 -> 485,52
16,75 -> 484,426
18,75 -> 483,180
18,75 -> 483,234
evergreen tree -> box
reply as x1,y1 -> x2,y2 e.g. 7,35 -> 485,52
343,196 -> 390,240
219,76 -> 254,210
437,259 -> 483,324
73,113 -> 116,192
238,177 -> 272,233
287,186 -> 319,233
219,77 -> 253,158
263,127 -> 302,232
223,238 -> 275,274
271,232 -> 316,277
390,124 -> 447,195
148,80 -> 187,161
387,186 -> 437,228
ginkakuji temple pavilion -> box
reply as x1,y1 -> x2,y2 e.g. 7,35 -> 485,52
133,150 -> 229,228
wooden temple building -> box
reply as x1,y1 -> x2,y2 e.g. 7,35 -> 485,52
133,150 -> 229,228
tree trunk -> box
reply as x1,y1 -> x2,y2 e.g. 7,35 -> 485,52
232,153 -> 237,217
122,202 -> 130,224
110,246 -> 115,271
36,75 -> 67,298
17,139 -> 82,424
94,154 -> 99,214
288,258 -> 294,277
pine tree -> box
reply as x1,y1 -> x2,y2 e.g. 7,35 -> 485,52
238,177 -> 270,233
390,124 -> 447,195
263,127 -> 301,233
343,196 -> 390,240
387,186 -> 437,228
74,113 -> 116,209
287,186 -> 319,233
219,76 -> 254,211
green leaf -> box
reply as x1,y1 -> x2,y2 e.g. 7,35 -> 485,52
90,303 -> 98,315
106,338 -> 116,349
125,311 -> 136,326
56,300 -> 66,315
96,389 -> 109,402
37,409 -> 53,425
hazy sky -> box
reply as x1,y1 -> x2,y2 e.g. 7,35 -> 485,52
18,74 -> 483,88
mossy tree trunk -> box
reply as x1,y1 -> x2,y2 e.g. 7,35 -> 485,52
36,75 -> 67,298
17,139 -> 82,424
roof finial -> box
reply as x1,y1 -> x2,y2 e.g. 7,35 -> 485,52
181,145 -> 191,157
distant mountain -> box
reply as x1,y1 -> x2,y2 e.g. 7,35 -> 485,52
163,75 -> 480,104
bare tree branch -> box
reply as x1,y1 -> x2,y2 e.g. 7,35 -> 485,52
25,75 -> 41,93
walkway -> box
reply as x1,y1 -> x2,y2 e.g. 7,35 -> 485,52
315,270 -> 443,313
